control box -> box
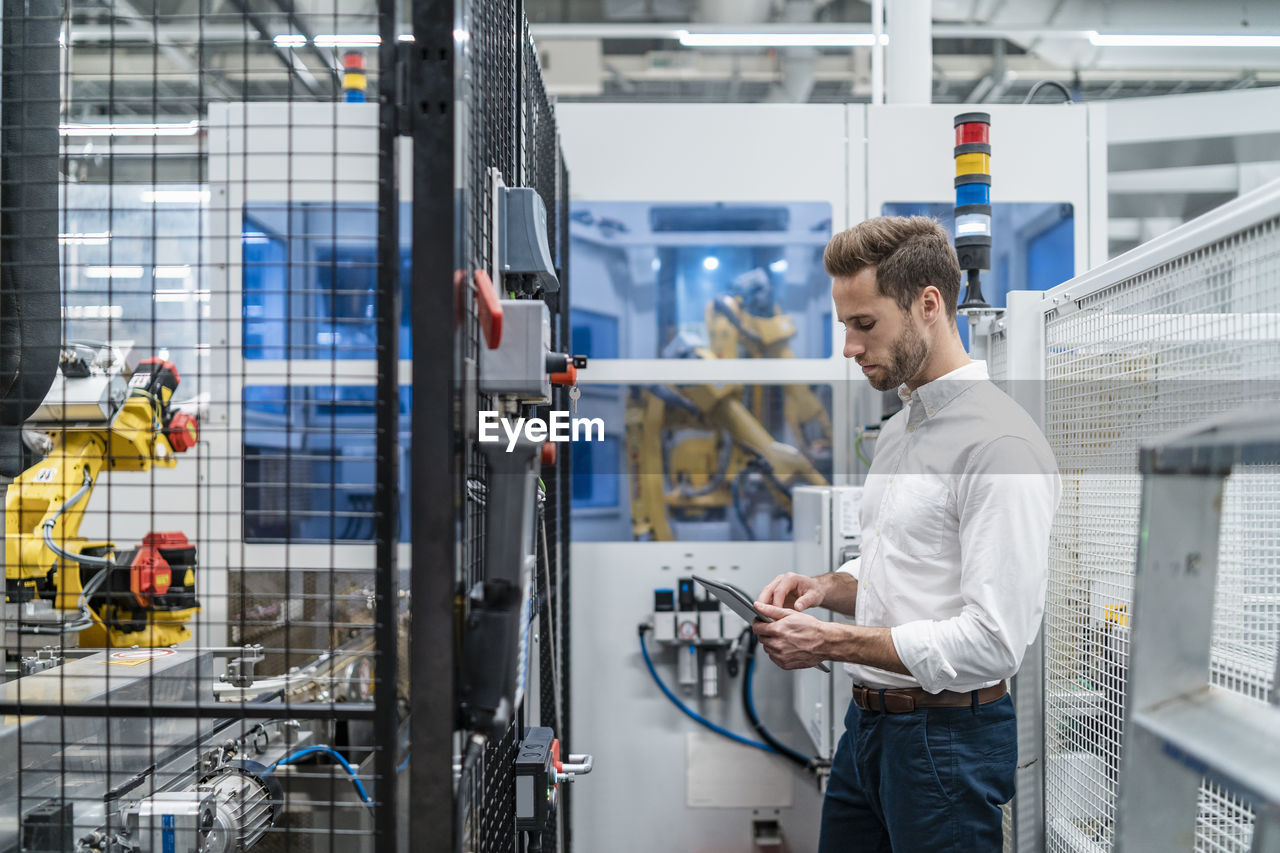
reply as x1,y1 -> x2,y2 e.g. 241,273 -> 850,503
515,727 -> 559,832
791,486 -> 865,760
480,299 -> 553,402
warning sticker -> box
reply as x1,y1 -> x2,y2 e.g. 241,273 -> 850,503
104,648 -> 178,666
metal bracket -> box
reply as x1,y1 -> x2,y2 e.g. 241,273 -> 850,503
220,644 -> 266,688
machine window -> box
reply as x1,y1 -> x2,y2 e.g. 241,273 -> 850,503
570,382 -> 833,542
569,201 -> 834,360
243,202 -> 412,360
243,384 -> 412,543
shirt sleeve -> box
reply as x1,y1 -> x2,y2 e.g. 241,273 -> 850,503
836,555 -> 861,581
890,436 -> 1060,693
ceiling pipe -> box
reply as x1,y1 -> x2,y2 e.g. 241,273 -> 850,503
765,0 -> 818,103
886,0 -> 931,103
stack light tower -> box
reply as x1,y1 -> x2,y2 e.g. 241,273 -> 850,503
953,112 -> 992,312
343,51 -> 367,102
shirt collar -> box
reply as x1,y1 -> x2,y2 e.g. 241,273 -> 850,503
897,360 -> 989,415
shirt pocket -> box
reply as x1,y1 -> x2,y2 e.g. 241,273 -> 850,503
887,477 -> 952,558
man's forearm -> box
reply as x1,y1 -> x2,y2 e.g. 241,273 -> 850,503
823,623 -> 910,676
820,571 -> 859,617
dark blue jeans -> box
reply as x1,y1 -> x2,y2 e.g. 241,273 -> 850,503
818,693 -> 1017,852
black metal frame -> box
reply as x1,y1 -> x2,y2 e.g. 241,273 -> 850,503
375,0 -> 403,845
409,1 -> 459,851
408,1 -> 572,850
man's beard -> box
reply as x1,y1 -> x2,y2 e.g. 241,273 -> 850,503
867,317 -> 929,391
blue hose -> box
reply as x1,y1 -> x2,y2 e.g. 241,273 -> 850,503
638,628 -> 775,755
269,745 -> 373,805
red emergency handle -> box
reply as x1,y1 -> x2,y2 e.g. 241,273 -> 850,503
473,269 -> 503,349
550,364 -> 577,386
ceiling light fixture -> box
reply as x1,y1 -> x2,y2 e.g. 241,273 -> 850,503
678,30 -> 885,48
85,266 -> 144,279
60,120 -> 201,137
59,232 -> 111,246
273,34 -> 307,48
314,34 -> 381,48
1087,31 -> 1280,47
141,190 -> 211,204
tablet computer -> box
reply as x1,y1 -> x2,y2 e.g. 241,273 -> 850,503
692,574 -> 831,673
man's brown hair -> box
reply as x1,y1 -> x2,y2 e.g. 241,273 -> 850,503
823,216 -> 962,314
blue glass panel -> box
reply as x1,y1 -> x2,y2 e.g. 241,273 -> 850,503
243,385 -> 412,542
242,202 -> 412,360
571,308 -> 619,360
569,202 -> 833,359
1027,213 -> 1075,292
881,202 -> 1074,351
570,436 -> 622,509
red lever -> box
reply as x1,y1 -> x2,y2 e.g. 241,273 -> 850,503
541,442 -> 557,467
550,364 -> 577,386
472,270 -> 503,350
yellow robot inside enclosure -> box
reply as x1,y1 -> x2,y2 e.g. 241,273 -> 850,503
5,344 -> 201,647
626,267 -> 831,541
626,336 -> 829,542
705,268 -> 833,458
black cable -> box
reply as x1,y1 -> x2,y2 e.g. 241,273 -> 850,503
740,632 -> 816,771
1022,80 -> 1074,104
730,469 -> 756,541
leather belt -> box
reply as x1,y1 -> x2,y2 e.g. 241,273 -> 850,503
851,682 -> 1006,714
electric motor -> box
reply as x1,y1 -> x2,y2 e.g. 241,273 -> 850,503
200,761 -> 282,853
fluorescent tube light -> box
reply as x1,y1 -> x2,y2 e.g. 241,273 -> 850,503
1087,32 -> 1280,47
153,289 -> 211,303
678,30 -> 884,47
59,232 -> 111,246
314,34 -> 381,48
60,120 -> 201,137
154,265 -> 192,279
85,266 -> 143,279
64,304 -> 124,319
141,190 -> 210,204
273,34 -> 307,48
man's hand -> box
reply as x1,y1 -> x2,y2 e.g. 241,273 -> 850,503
751,602 -> 830,670
757,572 -> 828,611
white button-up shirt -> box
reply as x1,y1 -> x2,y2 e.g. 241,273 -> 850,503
840,360 -> 1061,693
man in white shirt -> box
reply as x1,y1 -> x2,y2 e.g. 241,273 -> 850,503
753,216 -> 1060,852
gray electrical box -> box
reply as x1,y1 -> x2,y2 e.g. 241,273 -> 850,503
791,485 -> 865,759
500,187 -> 559,293
480,299 -> 552,402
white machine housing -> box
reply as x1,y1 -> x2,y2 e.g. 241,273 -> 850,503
791,485 -> 865,760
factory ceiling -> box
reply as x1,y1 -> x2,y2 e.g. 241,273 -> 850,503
58,0 -> 1280,121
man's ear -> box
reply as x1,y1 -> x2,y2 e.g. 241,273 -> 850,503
918,285 -> 943,323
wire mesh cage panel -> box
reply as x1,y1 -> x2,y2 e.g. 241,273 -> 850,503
1041,214 -> 1280,852
988,328 -> 1009,383
1,0 -> 573,848
2,0 -> 405,847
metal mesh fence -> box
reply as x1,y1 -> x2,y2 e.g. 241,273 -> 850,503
1041,215 -> 1280,851
0,0 -> 572,848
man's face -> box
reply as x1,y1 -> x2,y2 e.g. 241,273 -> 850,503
832,267 -> 929,392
